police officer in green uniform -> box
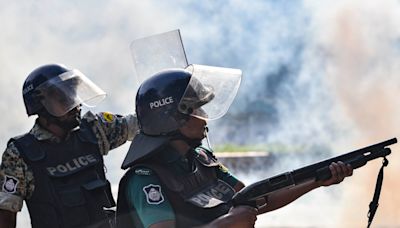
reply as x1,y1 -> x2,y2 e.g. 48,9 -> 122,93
116,65 -> 353,228
0,64 -> 138,228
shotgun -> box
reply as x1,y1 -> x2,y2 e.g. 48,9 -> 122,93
232,138 -> 397,205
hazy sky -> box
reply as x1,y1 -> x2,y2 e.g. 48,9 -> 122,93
1,0 -> 400,227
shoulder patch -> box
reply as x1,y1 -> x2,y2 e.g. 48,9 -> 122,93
134,168 -> 153,176
100,112 -> 115,123
194,147 -> 210,162
2,175 -> 19,194
143,184 -> 164,205
194,147 -> 219,166
195,147 -> 208,154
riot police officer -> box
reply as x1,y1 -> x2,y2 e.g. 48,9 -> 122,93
0,64 -> 138,228
116,66 -> 353,228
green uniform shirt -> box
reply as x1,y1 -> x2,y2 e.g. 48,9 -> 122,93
0,111 -> 138,212
125,146 -> 239,228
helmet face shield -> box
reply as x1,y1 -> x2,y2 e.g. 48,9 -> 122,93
179,64 -> 242,120
36,69 -> 106,117
130,29 -> 188,85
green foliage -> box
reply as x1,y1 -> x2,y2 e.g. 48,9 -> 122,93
214,143 -> 308,153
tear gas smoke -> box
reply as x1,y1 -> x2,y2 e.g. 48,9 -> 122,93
216,1 -> 400,227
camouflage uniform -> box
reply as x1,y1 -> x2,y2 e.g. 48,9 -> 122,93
0,111 -> 137,213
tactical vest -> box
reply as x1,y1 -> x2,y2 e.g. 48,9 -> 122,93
11,120 -> 115,228
116,148 -> 234,228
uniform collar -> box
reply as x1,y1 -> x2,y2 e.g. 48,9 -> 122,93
157,145 -> 185,163
156,146 -> 196,173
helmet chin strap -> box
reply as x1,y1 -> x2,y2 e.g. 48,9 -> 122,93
168,125 -> 212,150
169,130 -> 202,149
204,126 -> 213,150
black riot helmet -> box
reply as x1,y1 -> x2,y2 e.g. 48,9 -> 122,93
122,65 -> 242,169
22,64 -> 106,117
136,68 -> 214,135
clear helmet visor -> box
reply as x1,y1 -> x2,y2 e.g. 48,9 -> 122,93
130,29 -> 188,85
36,69 -> 106,117
178,64 -> 242,120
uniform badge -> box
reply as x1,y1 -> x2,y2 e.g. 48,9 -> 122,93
101,112 -> 114,123
2,175 -> 19,194
143,184 -> 164,205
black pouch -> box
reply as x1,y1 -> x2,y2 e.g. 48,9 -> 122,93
82,179 -> 116,208
59,187 -> 90,227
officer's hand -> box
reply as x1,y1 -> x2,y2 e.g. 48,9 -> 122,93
319,161 -> 353,186
226,206 -> 258,228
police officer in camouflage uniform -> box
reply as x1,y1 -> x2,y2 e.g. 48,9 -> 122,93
0,64 -> 138,228
116,66 -> 353,228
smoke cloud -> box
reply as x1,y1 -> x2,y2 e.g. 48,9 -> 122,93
318,1 -> 400,226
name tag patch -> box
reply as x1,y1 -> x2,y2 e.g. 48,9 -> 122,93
143,184 -> 164,205
186,180 -> 234,208
2,175 -> 19,194
135,168 -> 152,176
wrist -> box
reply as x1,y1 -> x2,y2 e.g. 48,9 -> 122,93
205,214 -> 229,228
314,179 -> 324,188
